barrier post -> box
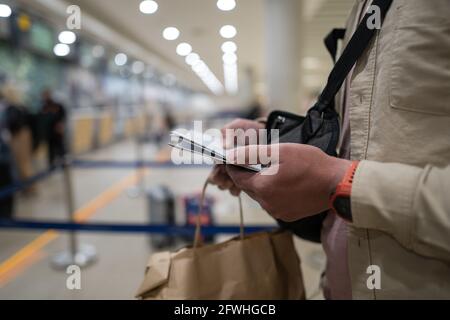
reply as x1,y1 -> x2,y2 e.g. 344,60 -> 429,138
127,112 -> 146,198
51,156 -> 97,270
135,133 -> 145,192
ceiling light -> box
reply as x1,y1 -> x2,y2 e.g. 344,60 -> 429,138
92,45 -> 105,58
180,46 -> 224,95
132,61 -> 145,74
163,27 -> 180,40
53,43 -> 70,57
198,69 -> 224,95
139,0 -> 158,14
222,52 -> 237,65
192,61 -> 207,74
224,62 -> 238,95
185,53 -> 200,66
114,53 -> 128,66
217,0 -> 236,11
0,4 -> 12,18
58,31 -> 76,44
220,25 -> 237,39
176,42 -> 192,56
221,41 -> 237,53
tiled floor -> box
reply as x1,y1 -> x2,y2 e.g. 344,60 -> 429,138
0,140 -> 325,299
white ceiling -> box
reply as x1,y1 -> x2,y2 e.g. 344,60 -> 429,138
22,0 -> 357,94
70,0 -> 265,93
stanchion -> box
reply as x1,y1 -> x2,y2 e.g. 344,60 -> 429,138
51,156 -> 97,270
127,122 -> 146,198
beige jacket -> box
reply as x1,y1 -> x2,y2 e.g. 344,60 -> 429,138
340,0 -> 450,299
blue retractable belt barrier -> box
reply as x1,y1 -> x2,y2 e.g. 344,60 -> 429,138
71,159 -> 210,169
0,159 -> 210,200
0,165 -> 61,200
0,219 -> 275,235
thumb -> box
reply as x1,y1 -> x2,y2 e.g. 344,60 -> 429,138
225,144 -> 273,166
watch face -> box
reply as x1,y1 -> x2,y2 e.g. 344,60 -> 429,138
333,196 -> 353,222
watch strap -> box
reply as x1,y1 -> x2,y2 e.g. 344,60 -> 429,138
330,161 -> 360,222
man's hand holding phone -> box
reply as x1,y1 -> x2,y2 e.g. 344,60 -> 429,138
208,118 -> 265,196
209,118 -> 352,222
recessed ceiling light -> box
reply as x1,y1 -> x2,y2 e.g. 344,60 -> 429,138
221,41 -> 237,53
114,53 -> 128,66
222,52 -> 237,65
220,25 -> 237,39
53,43 -> 70,57
217,0 -> 236,11
163,27 -> 180,41
176,42 -> 192,56
58,31 -> 76,44
0,4 -> 12,18
224,62 -> 238,95
139,0 -> 158,14
192,61 -> 207,74
185,53 -> 200,66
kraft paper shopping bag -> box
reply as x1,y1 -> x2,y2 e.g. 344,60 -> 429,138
136,182 -> 305,300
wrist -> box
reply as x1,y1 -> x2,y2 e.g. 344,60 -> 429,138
327,158 -> 353,197
329,160 -> 360,222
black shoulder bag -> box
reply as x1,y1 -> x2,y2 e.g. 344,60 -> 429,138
267,0 -> 393,243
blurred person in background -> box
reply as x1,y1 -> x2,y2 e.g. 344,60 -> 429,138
0,91 -> 14,218
152,107 -> 176,146
1,84 -> 36,195
163,109 -> 176,132
40,89 -> 66,168
243,96 -> 266,120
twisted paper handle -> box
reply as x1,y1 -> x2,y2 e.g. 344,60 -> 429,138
193,180 -> 244,248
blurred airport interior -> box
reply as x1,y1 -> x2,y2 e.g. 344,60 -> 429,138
0,0 -> 354,299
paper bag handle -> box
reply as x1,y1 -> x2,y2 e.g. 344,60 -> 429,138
193,180 -> 244,248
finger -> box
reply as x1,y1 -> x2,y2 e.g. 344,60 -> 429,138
208,165 -> 223,185
220,119 -> 265,149
218,178 -> 235,191
221,119 -> 246,149
229,186 -> 241,197
226,145 -> 273,166
225,165 -> 258,191
209,165 -> 226,185
209,165 -> 235,190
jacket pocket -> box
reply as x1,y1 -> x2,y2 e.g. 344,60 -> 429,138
390,0 -> 450,117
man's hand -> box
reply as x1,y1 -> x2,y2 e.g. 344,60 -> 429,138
208,118 -> 265,196
225,143 -> 352,222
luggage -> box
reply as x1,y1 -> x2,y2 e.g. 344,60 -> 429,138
0,162 -> 13,218
146,185 -> 175,249
183,192 -> 215,244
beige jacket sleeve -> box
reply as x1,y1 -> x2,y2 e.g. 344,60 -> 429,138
351,160 -> 450,263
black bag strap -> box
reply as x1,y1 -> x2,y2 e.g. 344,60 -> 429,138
324,28 -> 346,62
316,0 -> 393,113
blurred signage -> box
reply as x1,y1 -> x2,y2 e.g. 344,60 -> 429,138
30,21 -> 53,54
80,42 -> 96,68
17,13 -> 31,32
